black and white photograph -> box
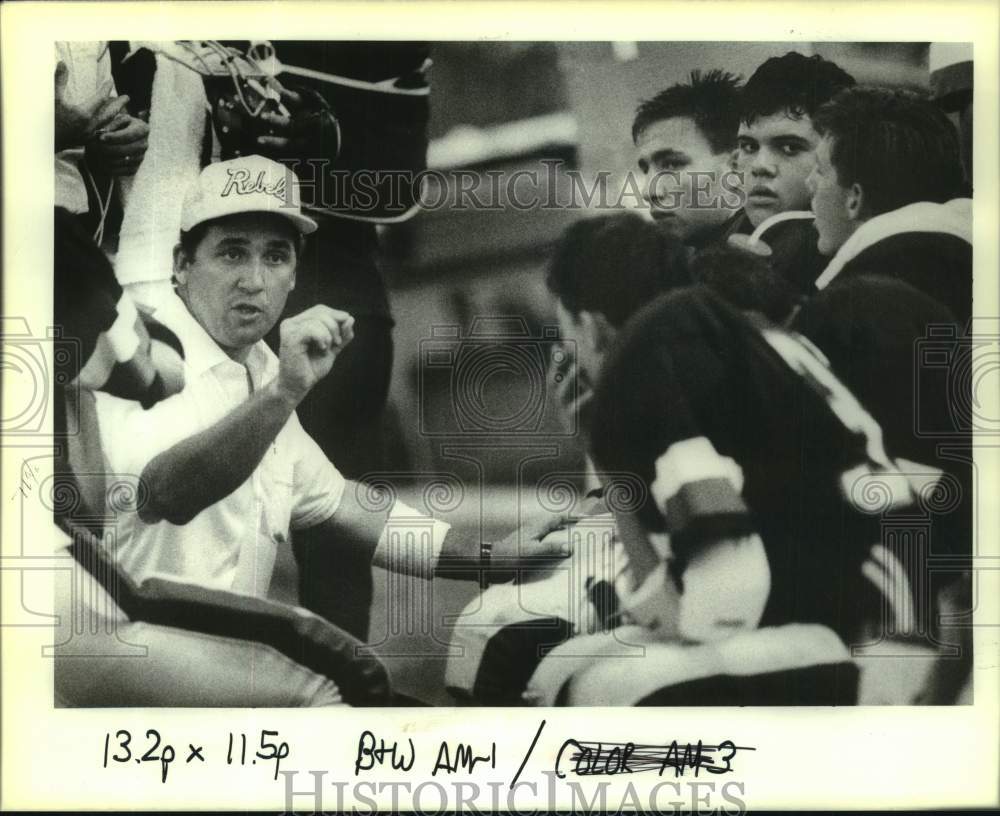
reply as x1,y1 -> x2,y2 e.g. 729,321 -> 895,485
2,2 -> 998,811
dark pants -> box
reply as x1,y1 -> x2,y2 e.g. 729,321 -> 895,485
268,217 -> 395,641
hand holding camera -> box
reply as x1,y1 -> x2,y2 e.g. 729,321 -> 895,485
54,62 -> 130,153
85,107 -> 150,178
254,80 -> 340,162
54,61 -> 150,177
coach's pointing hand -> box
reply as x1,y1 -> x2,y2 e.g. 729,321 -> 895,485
277,305 -> 355,405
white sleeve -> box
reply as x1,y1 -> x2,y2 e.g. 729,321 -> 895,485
93,387 -> 201,479
371,499 -> 451,578
287,412 -> 346,530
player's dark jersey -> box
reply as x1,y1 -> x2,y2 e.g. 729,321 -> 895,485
718,208 -> 829,296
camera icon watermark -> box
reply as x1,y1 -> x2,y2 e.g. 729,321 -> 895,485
914,319 -> 1000,438
418,317 -> 574,437
844,463 -> 976,685
353,472 -> 468,659
2,450 -> 149,657
1,317 -> 81,437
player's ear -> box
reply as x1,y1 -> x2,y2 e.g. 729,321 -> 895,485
583,310 -> 617,357
290,237 -> 306,291
576,310 -> 597,357
291,242 -> 300,290
172,244 -> 190,287
845,182 -> 865,223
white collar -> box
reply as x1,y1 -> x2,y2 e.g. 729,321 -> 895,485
815,198 -> 972,290
152,293 -> 276,380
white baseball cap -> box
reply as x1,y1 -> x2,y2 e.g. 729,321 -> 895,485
180,154 -> 318,235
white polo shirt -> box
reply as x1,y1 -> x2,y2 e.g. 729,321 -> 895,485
94,294 -> 346,597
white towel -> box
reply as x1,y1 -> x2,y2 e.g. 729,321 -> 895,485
815,198 -> 973,290
115,45 -> 208,301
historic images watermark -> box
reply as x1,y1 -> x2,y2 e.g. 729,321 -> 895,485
281,159 -> 747,216
282,770 -> 749,815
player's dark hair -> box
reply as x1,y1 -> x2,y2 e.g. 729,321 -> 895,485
178,222 -> 211,260
740,51 -> 855,125
545,212 -> 692,327
632,70 -> 744,154
690,245 -> 798,323
177,215 -> 303,261
813,86 -> 966,216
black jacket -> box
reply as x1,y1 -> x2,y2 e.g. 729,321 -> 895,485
814,198 -> 972,327
717,208 -> 830,297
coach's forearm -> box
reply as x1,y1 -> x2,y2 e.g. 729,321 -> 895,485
139,380 -> 299,525
319,491 -> 570,582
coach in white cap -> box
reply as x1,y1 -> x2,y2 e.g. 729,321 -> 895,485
95,155 -> 564,609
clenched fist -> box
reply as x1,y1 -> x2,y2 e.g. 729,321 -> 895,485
276,305 -> 355,405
